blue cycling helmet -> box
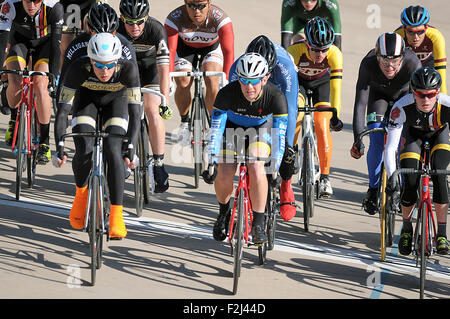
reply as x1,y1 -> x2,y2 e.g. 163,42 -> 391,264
305,17 -> 335,49
400,6 -> 430,26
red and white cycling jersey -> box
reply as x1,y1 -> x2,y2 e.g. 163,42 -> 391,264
164,4 -> 234,77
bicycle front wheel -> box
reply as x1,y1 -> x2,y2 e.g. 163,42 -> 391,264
418,201 -> 431,299
140,118 -> 151,205
379,168 -> 387,261
15,105 -> 27,200
134,133 -> 144,217
27,107 -> 38,188
88,176 -> 102,286
232,188 -> 245,295
302,138 -> 314,232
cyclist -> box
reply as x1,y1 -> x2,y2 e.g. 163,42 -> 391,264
228,35 -> 299,221
164,0 -> 234,144
53,33 -> 141,239
206,53 -> 288,244
117,0 -> 172,193
281,0 -> 341,50
395,5 -> 447,94
350,32 -> 421,215
287,17 -> 344,197
4,0 -> 63,164
384,67 -> 449,255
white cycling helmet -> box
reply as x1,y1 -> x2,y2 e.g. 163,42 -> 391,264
87,32 -> 122,62
236,52 -> 269,79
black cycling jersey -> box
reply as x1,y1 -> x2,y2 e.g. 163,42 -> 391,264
117,17 -> 169,62
352,48 -> 422,140
58,31 -> 137,101
386,93 -> 450,205
117,16 -> 169,87
56,56 -> 141,150
7,0 -> 63,75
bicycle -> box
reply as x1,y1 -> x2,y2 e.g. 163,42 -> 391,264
60,108 -> 128,286
389,138 -> 450,299
170,54 -> 226,188
131,88 -> 168,217
297,89 -> 341,232
258,172 -> 280,266
0,56 -> 55,201
356,125 -> 401,261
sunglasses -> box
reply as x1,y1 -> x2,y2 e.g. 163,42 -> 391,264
239,77 -> 263,85
185,2 -> 208,10
94,61 -> 117,70
301,0 -> 317,3
122,16 -> 147,26
413,90 -> 439,99
378,56 -> 403,67
405,28 -> 427,36
309,46 -> 329,53
24,0 -> 42,3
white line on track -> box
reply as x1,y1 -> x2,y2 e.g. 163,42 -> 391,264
1,196 -> 449,281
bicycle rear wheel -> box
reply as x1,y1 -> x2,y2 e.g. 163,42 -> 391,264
27,107 -> 38,188
302,138 -> 314,232
192,95 -> 202,189
15,104 -> 27,200
134,132 -> 144,217
140,118 -> 152,205
232,188 -> 245,295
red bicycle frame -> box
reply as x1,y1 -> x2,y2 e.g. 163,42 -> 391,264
228,163 -> 253,244
11,74 -> 37,155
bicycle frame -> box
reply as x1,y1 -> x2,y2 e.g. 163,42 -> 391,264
228,163 -> 253,245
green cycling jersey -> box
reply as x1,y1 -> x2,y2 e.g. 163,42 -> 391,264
281,0 -> 341,49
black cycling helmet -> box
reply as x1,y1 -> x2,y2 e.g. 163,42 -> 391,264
246,35 -> 277,72
410,66 -> 442,91
87,2 -> 119,33
119,0 -> 150,19
305,17 -> 335,49
375,32 -> 405,58
400,5 -> 430,27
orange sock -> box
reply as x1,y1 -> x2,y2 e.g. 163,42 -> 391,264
69,185 -> 88,230
109,205 -> 127,239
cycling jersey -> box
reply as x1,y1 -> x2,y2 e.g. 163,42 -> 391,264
57,32 -> 136,100
395,25 -> 447,94
352,48 -> 422,141
287,39 -> 342,114
164,4 -> 234,77
56,56 -> 141,151
352,47 -> 421,189
229,43 -> 298,147
209,81 -> 288,170
385,93 -> 450,205
5,0 -> 63,75
117,16 -> 169,87
281,0 -> 341,49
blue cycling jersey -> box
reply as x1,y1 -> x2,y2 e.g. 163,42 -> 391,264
229,43 -> 298,147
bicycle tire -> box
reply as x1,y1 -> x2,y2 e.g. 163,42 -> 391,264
258,188 -> 271,265
15,104 -> 27,201
89,176 -> 102,286
192,95 -> 202,189
27,107 -> 38,188
140,118 -> 151,205
267,184 -> 278,251
379,167 -> 387,261
302,137 -> 314,232
134,132 -> 144,217
418,202 -> 429,299
232,188 -> 245,295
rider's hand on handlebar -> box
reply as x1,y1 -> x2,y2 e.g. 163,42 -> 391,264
159,103 -> 173,120
330,117 -> 343,131
386,175 -> 400,196
350,140 -> 364,159
52,146 -> 67,168
202,162 -> 218,184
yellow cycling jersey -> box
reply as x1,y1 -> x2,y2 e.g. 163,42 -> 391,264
395,25 -> 447,94
287,40 -> 343,115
